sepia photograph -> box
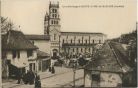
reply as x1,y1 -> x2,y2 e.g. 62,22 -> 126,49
1,0 -> 137,88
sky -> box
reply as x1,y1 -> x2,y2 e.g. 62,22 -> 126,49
1,0 -> 137,38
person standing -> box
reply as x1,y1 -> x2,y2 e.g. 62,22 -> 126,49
17,69 -> 22,84
23,71 -> 29,84
51,66 -> 55,74
49,66 -> 51,72
29,70 -> 35,85
35,75 -> 41,88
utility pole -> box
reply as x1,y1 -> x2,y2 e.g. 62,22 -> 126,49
73,61 -> 77,88
73,69 -> 76,88
59,35 -> 61,56
0,0 -> 2,87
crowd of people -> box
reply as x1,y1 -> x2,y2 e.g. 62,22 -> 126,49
15,54 -> 90,88
63,54 -> 90,67
17,70 -> 41,88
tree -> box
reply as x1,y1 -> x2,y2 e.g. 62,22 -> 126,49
1,17 -> 15,79
1,16 -> 14,34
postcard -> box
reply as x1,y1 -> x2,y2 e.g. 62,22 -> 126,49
1,0 -> 137,87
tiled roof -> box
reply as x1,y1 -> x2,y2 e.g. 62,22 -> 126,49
109,42 -> 131,71
85,42 -> 131,73
2,30 -> 38,50
25,34 -> 50,40
37,50 -> 50,58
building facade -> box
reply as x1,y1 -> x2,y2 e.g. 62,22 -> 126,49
60,32 -> 106,56
43,2 -> 107,57
2,30 -> 38,78
25,35 -> 51,54
37,50 -> 50,72
84,42 -> 131,87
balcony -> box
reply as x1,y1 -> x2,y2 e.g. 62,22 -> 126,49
62,43 -> 97,47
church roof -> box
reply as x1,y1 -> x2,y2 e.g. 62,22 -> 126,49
2,30 -> 38,50
84,42 -> 132,73
25,35 -> 50,40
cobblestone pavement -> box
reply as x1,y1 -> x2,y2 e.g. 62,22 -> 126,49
2,67 -> 84,88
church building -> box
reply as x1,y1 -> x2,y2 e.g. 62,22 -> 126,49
26,2 -> 107,57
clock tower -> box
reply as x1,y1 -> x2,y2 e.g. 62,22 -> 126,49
44,2 -> 61,57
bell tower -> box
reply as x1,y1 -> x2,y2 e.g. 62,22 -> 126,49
49,2 -> 60,34
44,1 -> 61,57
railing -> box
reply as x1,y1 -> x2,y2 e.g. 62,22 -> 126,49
62,43 -> 97,46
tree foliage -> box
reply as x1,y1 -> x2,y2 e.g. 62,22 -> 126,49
1,16 -> 14,34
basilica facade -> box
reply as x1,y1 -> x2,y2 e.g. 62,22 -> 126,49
26,2 -> 106,57
44,2 -> 106,56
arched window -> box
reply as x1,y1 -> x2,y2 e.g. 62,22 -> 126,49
71,39 -> 72,43
78,39 -> 80,43
57,21 -> 58,25
85,40 -> 87,44
76,48 -> 78,51
52,9 -> 55,13
54,21 -> 56,24
85,48 -> 87,52
89,48 -> 90,52
55,14 -> 57,18
73,48 -> 74,52
54,34 -> 56,40
55,9 -> 57,13
82,36 -> 84,43
51,20 -> 53,24
81,48 -> 83,52
99,40 -> 101,43
93,40 -> 95,43
52,14 -> 55,18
